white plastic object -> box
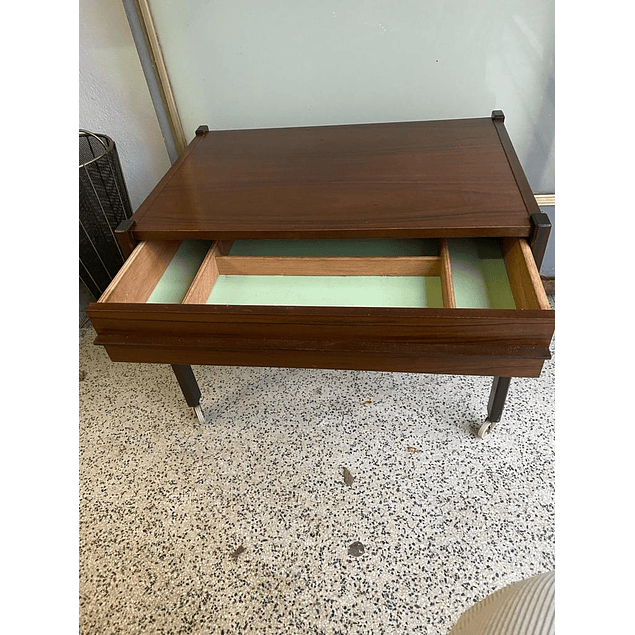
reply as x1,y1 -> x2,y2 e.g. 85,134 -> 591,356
477,419 -> 495,439
193,405 -> 205,424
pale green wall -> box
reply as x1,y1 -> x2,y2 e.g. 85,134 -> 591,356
148,0 -> 554,198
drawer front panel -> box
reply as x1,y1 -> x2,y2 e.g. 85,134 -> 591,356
87,236 -> 554,376
89,305 -> 553,347
88,304 -> 553,376
97,336 -> 547,377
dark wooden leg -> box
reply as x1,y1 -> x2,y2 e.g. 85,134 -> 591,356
171,365 -> 205,423
478,376 -> 512,438
477,215 -> 549,439
487,376 -> 512,423
171,364 -> 201,406
114,218 -> 138,259
529,212 -> 551,270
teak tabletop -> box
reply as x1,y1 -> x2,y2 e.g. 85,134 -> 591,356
129,114 -> 536,241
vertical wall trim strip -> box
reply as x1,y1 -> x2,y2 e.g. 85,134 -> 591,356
130,0 -> 188,156
121,0 -> 179,163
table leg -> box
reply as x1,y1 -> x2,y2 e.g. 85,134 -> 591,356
478,376 -> 512,438
488,376 -> 512,423
171,364 -> 205,423
479,215 -> 547,437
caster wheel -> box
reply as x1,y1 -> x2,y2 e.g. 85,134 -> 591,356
477,419 -> 496,439
193,405 -> 206,424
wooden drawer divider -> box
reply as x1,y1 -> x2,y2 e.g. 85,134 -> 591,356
182,239 -> 458,308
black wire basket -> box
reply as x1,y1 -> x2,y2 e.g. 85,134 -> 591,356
79,130 -> 133,299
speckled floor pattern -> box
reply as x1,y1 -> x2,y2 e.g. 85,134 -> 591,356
79,297 -> 555,635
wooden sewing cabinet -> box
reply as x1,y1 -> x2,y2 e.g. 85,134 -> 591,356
86,111 -> 554,438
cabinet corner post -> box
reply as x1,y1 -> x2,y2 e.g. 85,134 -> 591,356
529,212 -> 551,270
115,217 -> 138,259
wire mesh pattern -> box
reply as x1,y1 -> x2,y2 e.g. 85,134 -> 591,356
79,131 -> 133,299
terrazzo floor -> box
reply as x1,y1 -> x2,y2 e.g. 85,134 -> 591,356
79,295 -> 555,635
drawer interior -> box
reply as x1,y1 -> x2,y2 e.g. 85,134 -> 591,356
98,237 -> 550,310
147,240 -> 212,303
206,238 -> 444,308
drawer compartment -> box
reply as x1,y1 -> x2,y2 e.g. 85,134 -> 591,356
199,238 -> 446,308
87,237 -> 553,377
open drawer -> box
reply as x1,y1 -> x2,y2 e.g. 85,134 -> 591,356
87,237 -> 554,377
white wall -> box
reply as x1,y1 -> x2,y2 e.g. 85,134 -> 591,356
148,0 -> 554,196
79,0 -> 170,211
78,0 -> 555,274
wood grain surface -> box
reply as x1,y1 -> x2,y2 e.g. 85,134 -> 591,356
87,115 -> 554,378
439,238 -> 456,308
129,118 -> 532,240
215,255 -> 442,277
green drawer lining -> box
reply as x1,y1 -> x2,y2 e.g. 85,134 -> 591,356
207,275 -> 443,308
447,238 -> 516,309
146,240 -> 212,304
146,238 -> 516,309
